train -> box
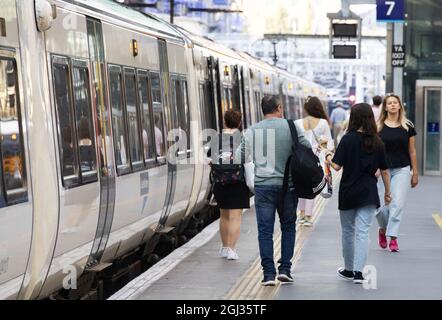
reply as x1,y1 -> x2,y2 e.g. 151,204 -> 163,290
0,0 -> 327,299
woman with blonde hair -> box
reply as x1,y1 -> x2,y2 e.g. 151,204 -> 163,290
376,94 -> 418,252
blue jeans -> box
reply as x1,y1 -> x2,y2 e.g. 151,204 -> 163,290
340,205 -> 376,272
254,185 -> 298,277
376,166 -> 411,238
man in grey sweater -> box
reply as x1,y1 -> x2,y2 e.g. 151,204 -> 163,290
236,95 -> 311,286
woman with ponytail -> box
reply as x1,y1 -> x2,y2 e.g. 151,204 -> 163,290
324,103 -> 391,284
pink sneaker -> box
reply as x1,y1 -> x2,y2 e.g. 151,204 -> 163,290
389,239 -> 399,252
378,230 -> 387,249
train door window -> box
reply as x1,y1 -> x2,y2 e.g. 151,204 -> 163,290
254,91 -> 262,122
137,71 -> 155,166
223,86 -> 230,113
170,78 -> 181,130
123,68 -> 143,171
109,65 -> 130,174
52,57 -> 79,187
244,87 -> 252,128
72,61 -> 98,183
171,77 -> 189,157
149,72 -> 165,159
0,57 -> 28,206
182,80 -> 191,151
199,82 -> 215,130
288,95 -> 296,120
231,84 -> 239,111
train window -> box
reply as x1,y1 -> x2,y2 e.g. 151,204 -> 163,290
223,87 -> 230,113
72,63 -> 98,183
254,91 -> 262,122
123,69 -> 143,171
231,86 -> 240,111
53,60 -> 79,187
137,72 -> 155,163
109,66 -> 130,174
0,57 -> 28,206
170,79 -> 181,130
149,72 -> 165,158
182,80 -> 191,150
171,78 -> 187,157
244,88 -> 252,128
288,96 -> 296,120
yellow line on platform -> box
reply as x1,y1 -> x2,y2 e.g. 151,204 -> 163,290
433,214 -> 442,230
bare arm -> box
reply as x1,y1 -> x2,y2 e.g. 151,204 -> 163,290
325,152 -> 342,171
330,161 -> 342,171
380,169 -> 392,204
409,136 -> 419,188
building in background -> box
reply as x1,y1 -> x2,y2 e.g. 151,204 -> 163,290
397,0 -> 442,176
212,3 -> 386,107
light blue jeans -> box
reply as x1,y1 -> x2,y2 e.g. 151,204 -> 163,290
376,166 -> 411,238
340,205 -> 376,272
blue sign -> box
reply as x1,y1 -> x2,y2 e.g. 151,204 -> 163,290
212,0 -> 230,6
428,122 -> 440,134
376,0 -> 405,22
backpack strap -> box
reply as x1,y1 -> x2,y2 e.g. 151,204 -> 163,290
281,120 -> 298,210
287,119 -> 300,146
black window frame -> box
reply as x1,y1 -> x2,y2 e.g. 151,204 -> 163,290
122,67 -> 144,173
51,55 -> 99,188
149,70 -> 167,165
170,74 -> 189,161
137,69 -> 157,169
108,64 -> 131,176
71,59 -> 98,184
52,55 -> 80,188
0,54 -> 29,206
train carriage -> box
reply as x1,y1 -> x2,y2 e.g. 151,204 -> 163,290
0,0 -> 327,300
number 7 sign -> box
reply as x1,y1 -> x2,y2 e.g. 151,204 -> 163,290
376,0 -> 405,22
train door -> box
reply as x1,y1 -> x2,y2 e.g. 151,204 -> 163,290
0,50 -> 32,299
208,57 -> 222,132
85,18 -> 116,267
165,75 -> 194,227
156,39 -> 176,229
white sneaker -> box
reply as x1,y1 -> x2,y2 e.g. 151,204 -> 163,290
226,248 -> 239,260
219,247 -> 229,258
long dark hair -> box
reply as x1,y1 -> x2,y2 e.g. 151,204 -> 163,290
304,96 -> 329,121
348,103 -> 383,153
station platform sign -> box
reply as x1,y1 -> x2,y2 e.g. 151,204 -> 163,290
377,0 -> 405,22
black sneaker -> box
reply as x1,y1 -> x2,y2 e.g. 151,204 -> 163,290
261,275 -> 276,286
353,271 -> 367,284
337,267 -> 354,281
277,270 -> 294,284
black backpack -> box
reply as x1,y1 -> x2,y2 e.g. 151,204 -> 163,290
210,134 -> 245,186
282,119 -> 326,199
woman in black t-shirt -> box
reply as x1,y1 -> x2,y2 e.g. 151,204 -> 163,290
324,103 -> 392,284
376,93 -> 419,252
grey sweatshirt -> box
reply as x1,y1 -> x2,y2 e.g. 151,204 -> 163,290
235,117 -> 311,186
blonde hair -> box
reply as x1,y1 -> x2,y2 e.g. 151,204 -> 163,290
378,94 -> 413,132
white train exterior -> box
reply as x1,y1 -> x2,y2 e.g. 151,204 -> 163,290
0,0 -> 327,299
